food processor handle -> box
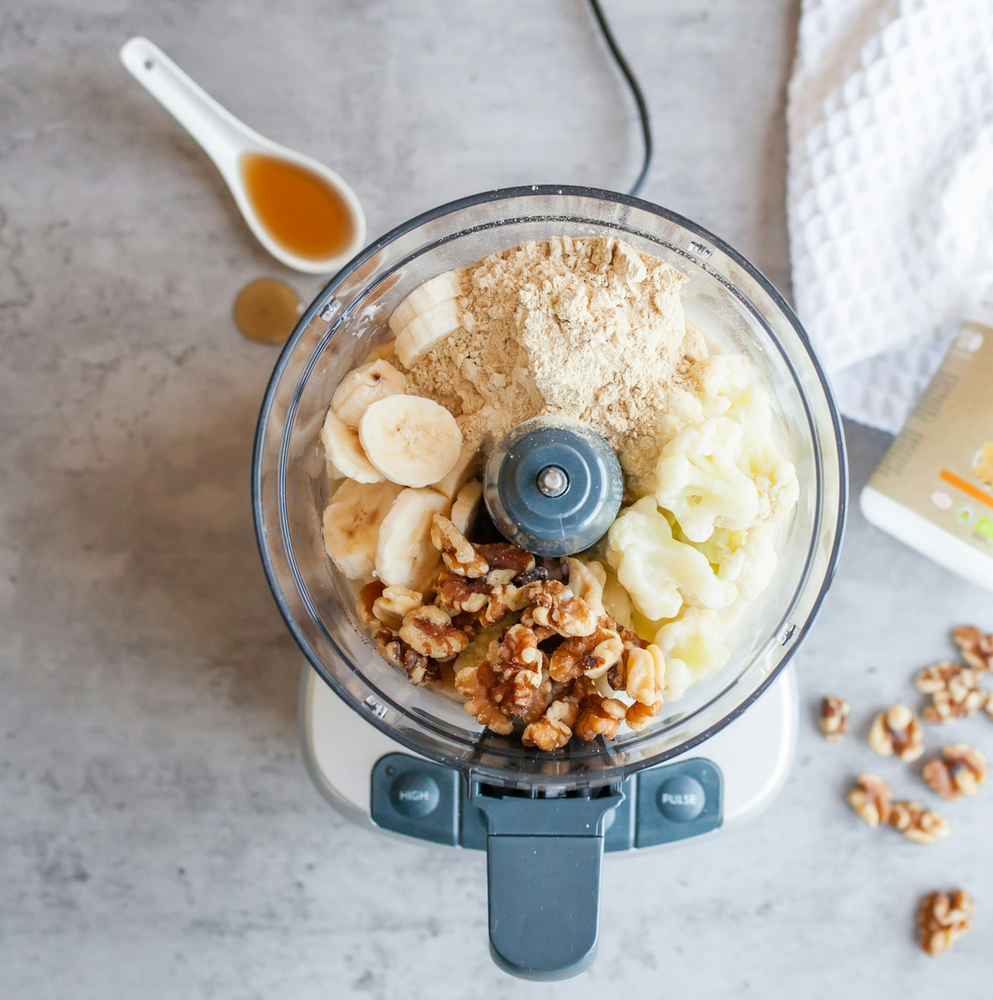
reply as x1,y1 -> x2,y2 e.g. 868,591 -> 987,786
470,784 -> 624,981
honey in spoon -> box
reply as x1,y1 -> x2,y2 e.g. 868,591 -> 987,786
241,152 -> 355,261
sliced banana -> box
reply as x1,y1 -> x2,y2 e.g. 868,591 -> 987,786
322,480 -> 404,580
321,408 -> 384,484
431,443 -> 482,499
451,479 -> 483,536
388,270 -> 463,336
359,394 -> 462,488
331,359 -> 407,427
395,298 -> 461,368
375,487 -> 450,589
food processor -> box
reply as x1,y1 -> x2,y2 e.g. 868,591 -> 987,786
252,186 -> 846,980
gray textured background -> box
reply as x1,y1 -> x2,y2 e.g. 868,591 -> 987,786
2,2 -> 991,997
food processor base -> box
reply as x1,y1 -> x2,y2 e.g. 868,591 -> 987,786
299,663 -> 798,853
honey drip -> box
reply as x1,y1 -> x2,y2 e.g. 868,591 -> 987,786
241,152 -> 354,261
233,277 -> 302,345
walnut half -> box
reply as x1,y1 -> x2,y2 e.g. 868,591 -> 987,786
918,889 -> 974,956
922,744 -> 988,802
952,624 -> 993,671
868,704 -> 924,762
889,800 -> 951,845
819,695 -> 850,741
916,661 -> 986,723
847,773 -> 892,828
398,605 -> 469,661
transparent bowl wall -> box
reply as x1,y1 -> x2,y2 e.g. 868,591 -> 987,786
254,187 -> 846,790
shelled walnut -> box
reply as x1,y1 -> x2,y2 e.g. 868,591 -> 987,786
374,628 -> 439,687
522,580 -> 599,637
548,622 -> 623,682
398,605 -> 469,660
868,704 -> 925,761
952,624 -> 993,671
847,773 -> 892,828
889,800 -> 951,845
819,695 -> 850,741
522,697 -> 580,751
922,744 -> 988,802
916,661 -> 986,723
918,889 -> 974,956
572,680 -> 628,742
455,660 -> 514,735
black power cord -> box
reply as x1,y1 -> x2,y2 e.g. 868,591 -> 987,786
586,0 -> 653,197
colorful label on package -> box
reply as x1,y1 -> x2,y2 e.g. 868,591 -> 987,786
868,323 -> 993,558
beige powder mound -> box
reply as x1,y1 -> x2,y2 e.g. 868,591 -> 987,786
404,236 -> 704,492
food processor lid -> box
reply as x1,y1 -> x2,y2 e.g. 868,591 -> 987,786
484,416 -> 624,556
252,185 -> 848,792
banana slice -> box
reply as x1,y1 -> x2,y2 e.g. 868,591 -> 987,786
451,479 -> 483,536
331,359 -> 407,427
322,480 -> 404,580
431,443 -> 482,499
359,394 -> 463,488
395,298 -> 461,368
321,408 -> 384,484
388,270 -> 463,336
375,487 -> 450,588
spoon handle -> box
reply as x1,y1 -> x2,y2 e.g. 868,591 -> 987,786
120,37 -> 260,175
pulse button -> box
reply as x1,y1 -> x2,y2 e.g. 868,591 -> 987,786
389,772 -> 440,817
656,774 -> 706,822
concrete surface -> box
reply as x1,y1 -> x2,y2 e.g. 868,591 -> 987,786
2,1 -> 991,998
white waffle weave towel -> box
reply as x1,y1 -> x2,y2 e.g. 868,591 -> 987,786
787,0 -> 993,432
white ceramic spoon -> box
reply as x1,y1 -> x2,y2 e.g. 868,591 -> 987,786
120,36 -> 366,274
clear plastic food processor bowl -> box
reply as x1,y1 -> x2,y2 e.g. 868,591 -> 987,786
253,186 -> 846,792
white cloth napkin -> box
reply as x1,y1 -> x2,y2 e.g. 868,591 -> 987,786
787,0 -> 993,432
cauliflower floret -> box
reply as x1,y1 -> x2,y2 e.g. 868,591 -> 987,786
654,608 -> 730,701
697,525 -> 779,606
606,497 -> 725,621
654,417 -> 760,543
741,436 -> 800,524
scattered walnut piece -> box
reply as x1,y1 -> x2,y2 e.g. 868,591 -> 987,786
953,624 -> 993,671
563,557 -> 606,619
455,660 -> 514,735
398,605 -> 469,661
987,692 -> 993,721
374,628 -> 439,687
868,704 -> 925,761
477,578 -> 529,626
889,800 -> 951,845
548,621 -> 623,682
522,697 -> 580,751
917,661 -> 986,723
435,571 -> 490,615
847,773 -> 892,828
522,580 -> 598,637
572,681 -> 628,742
918,889 -> 974,956
490,623 -> 545,716
431,515 -> 489,578
371,585 -> 423,630
607,628 -> 649,690
923,744 -> 988,802
819,695 -> 850,741
474,543 -> 535,578
624,644 -> 666,707
625,700 -> 663,731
